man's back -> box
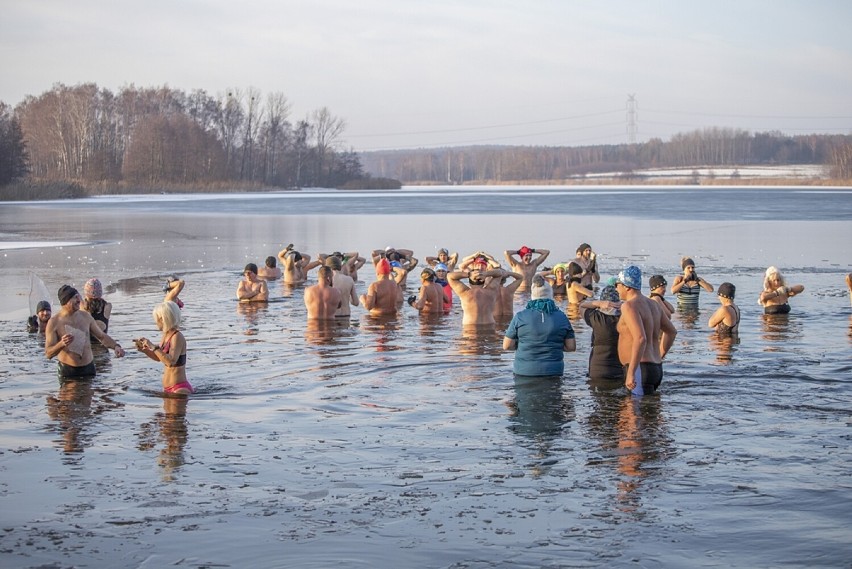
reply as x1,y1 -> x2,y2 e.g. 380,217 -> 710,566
367,278 -> 401,315
305,284 -> 342,320
332,272 -> 357,317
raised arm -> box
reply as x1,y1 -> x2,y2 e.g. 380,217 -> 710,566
533,249 -> 550,267
164,279 -> 185,302
447,270 -> 470,295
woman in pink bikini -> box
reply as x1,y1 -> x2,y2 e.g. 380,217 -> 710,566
135,301 -> 193,395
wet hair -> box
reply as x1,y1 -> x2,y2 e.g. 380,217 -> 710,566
153,301 -> 182,331
421,268 -> 436,282
318,266 -> 333,282
36,300 -> 52,313
325,256 -> 342,270
244,263 -> 258,275
265,256 -> 277,268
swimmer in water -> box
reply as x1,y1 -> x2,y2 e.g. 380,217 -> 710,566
136,301 -> 193,395
759,266 -> 804,314
708,282 -> 740,336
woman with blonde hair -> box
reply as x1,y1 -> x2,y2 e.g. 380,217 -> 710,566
135,301 -> 193,395
759,266 -> 804,314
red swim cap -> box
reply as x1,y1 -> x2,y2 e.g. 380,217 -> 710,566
518,246 -> 532,257
377,258 -> 391,275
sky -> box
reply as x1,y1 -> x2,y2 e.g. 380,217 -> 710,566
2,0 -> 851,152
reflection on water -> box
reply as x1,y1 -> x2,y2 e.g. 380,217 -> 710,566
674,305 -> 701,328
46,379 -> 123,461
458,324 -> 505,358
507,376 -> 573,477
584,384 -> 671,519
137,396 -> 189,482
236,301 -> 270,337
761,312 -> 801,350
362,314 -> 403,353
709,333 -> 740,365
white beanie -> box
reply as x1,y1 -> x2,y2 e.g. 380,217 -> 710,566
530,275 -> 553,300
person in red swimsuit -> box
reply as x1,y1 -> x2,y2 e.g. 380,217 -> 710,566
135,301 -> 193,395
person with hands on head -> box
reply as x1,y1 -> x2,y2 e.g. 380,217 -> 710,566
163,276 -> 185,308
670,257 -> 713,309
493,268 -> 525,320
45,285 -> 125,379
448,263 -> 505,326
408,267 -> 450,314
573,243 -> 600,288
759,266 -> 804,314
278,244 -> 319,284
135,301 -> 192,395
504,245 -> 550,292
236,263 -> 269,302
541,263 -> 569,296
426,248 -> 459,272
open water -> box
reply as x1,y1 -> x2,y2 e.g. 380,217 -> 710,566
0,186 -> 850,568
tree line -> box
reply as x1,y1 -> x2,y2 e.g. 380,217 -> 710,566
360,128 -> 852,184
3,84 -> 851,194
0,83 -> 388,195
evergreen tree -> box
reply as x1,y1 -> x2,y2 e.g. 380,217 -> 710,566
0,103 -> 29,185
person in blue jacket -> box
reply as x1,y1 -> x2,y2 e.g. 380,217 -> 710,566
503,275 -> 576,377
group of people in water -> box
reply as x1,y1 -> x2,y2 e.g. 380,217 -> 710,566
32,240 -> 847,398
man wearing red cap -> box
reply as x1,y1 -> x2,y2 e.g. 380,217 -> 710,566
360,258 -> 403,316
504,245 -> 550,293
448,262 -> 507,326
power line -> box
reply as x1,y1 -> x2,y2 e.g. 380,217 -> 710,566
347,109 -> 623,138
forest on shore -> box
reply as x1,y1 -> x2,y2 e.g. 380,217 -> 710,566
1,82 -> 851,200
361,130 -> 852,185
0,83 -> 398,200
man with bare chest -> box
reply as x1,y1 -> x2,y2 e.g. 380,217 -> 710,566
615,266 -> 677,395
45,285 -> 125,378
